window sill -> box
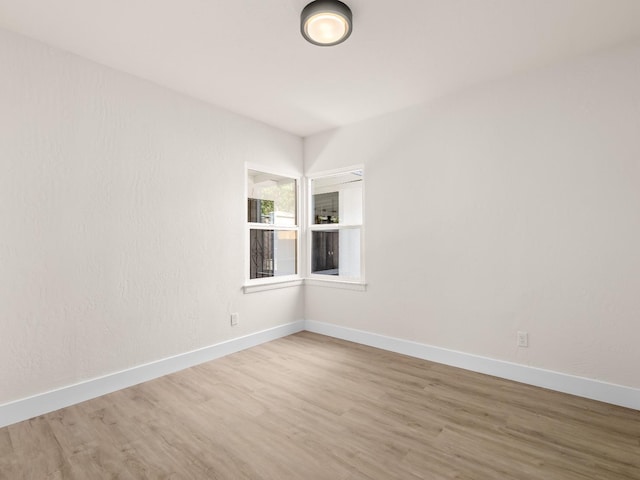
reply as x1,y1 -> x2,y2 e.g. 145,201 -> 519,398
243,279 -> 304,294
242,278 -> 367,293
304,278 -> 367,292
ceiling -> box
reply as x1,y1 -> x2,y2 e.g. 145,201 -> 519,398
1,0 -> 640,137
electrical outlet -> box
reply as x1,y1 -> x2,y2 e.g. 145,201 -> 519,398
517,331 -> 529,348
230,313 -> 239,326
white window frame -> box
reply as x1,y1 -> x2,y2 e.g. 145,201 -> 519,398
306,166 -> 366,291
243,164 -> 302,294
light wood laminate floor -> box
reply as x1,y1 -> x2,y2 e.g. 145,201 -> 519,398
1,332 -> 639,479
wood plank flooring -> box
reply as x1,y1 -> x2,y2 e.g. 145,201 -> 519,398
1,331 -> 638,479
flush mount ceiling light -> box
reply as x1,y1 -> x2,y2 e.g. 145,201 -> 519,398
301,0 -> 353,46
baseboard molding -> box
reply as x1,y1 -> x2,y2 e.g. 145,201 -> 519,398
0,320 -> 305,428
3,318 -> 637,428
305,320 -> 640,411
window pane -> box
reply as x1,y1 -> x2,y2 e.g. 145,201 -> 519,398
311,229 -> 361,277
313,192 -> 339,224
250,229 -> 273,278
247,198 -> 274,224
274,230 -> 297,277
249,229 -> 297,279
311,230 -> 339,275
311,170 -> 362,225
338,228 -> 360,278
248,170 -> 296,225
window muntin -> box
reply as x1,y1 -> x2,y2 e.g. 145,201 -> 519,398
247,169 -> 298,281
309,169 -> 363,281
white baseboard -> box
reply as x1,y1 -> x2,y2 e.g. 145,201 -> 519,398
3,318 -> 637,429
0,320 -> 305,428
305,320 -> 640,411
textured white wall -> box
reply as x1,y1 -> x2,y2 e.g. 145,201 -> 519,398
305,41 -> 640,389
0,28 -> 303,404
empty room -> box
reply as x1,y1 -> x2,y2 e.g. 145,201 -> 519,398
1,0 -> 639,478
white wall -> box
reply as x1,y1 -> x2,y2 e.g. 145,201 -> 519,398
305,41 -> 640,389
2,23 -> 639,411
0,28 -> 303,405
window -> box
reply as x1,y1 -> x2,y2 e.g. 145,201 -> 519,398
308,168 -> 364,282
247,169 -> 298,281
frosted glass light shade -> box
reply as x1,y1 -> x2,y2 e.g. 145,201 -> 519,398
301,0 -> 352,46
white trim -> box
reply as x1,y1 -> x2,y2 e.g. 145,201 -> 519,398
304,320 -> 640,411
245,164 -> 302,285
243,279 -> 304,293
304,278 -> 367,291
0,321 -> 305,428
247,223 -> 298,231
306,165 -> 365,283
309,223 -> 362,231
306,165 -> 365,180
4,318 -> 636,429
245,162 -> 302,183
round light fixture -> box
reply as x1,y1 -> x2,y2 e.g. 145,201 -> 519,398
301,0 -> 352,46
